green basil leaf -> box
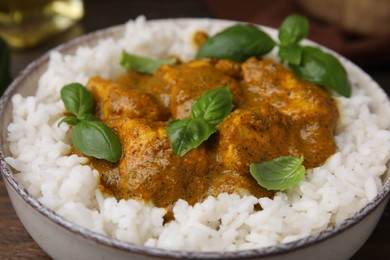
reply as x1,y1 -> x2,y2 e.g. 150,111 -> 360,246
79,113 -> 96,122
289,46 -> 351,97
60,83 -> 94,117
196,24 -> 276,61
167,85 -> 233,156
167,118 -> 215,156
250,155 -> 305,191
120,51 -> 176,74
191,86 -> 233,127
0,37 -> 11,95
58,116 -> 79,126
278,44 -> 303,65
278,14 -> 309,46
72,121 -> 122,163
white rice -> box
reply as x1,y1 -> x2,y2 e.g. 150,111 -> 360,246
5,16 -> 390,251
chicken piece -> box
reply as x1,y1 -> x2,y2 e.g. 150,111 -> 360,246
241,58 -> 338,122
86,77 -> 164,121
193,30 -> 209,47
241,58 -> 338,168
205,170 -> 274,200
105,118 -> 208,208
159,60 -> 243,119
216,104 -> 299,173
115,72 -> 171,119
213,59 -> 242,79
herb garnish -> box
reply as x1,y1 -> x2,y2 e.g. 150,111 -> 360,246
59,83 -> 122,163
120,50 -> 176,74
277,15 -> 351,97
250,155 -> 305,191
195,14 -> 351,97
196,24 -> 275,62
278,14 -> 309,47
277,15 -> 307,66
167,86 -> 233,156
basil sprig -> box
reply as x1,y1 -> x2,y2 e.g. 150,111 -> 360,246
289,46 -> 351,97
277,15 -> 351,97
250,155 -> 305,191
120,51 -> 176,74
0,37 -> 11,95
60,82 -> 94,118
278,14 -> 308,46
167,86 -> 233,156
195,15 -> 351,97
196,24 -> 275,62
167,118 -> 215,157
191,85 -> 233,126
277,15 -> 307,66
59,83 -> 122,163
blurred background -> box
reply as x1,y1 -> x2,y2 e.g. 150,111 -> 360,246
0,0 -> 389,259
2,0 -> 390,78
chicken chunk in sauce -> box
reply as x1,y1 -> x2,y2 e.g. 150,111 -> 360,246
102,118 -> 208,209
240,58 -> 338,167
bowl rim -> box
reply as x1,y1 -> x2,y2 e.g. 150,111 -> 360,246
1,17 -> 390,259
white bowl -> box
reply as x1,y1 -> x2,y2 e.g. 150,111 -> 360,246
1,18 -> 389,260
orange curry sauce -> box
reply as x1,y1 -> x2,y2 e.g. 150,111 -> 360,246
84,33 -> 338,212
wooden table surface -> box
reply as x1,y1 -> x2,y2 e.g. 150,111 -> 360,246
1,0 -> 389,259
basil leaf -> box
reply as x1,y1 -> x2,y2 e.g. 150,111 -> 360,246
0,37 -> 11,94
278,14 -> 309,46
289,46 -> 351,97
59,83 -> 123,163
250,155 -> 305,191
191,86 -> 233,127
196,24 -> 276,61
60,83 -> 94,117
72,121 -> 122,163
79,113 -> 96,122
167,118 -> 215,157
278,44 -> 303,65
167,85 -> 233,156
120,51 -> 176,74
58,116 -> 79,126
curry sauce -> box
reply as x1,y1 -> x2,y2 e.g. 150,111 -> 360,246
85,56 -> 338,211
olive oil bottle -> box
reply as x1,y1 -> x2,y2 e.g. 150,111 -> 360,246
0,0 -> 84,49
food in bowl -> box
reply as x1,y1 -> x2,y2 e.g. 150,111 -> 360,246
4,15 -> 390,252
83,51 -> 337,211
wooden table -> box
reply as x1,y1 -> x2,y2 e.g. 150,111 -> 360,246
1,0 -> 389,259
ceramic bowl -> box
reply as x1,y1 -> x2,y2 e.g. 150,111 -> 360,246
1,18 -> 389,260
